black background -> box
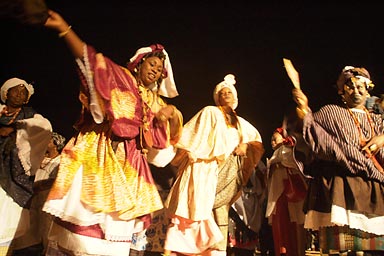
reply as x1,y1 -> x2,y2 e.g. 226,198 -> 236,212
1,1 -> 384,158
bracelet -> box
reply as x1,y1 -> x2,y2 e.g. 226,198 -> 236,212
58,25 -> 72,38
296,107 -> 308,119
159,114 -> 167,122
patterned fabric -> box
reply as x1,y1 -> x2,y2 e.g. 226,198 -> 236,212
0,104 -> 51,255
319,226 -> 384,253
214,154 -> 243,209
304,105 -> 384,182
47,128 -> 161,218
0,106 -> 45,207
164,106 -> 264,254
43,45 -> 179,255
295,103 -> 384,253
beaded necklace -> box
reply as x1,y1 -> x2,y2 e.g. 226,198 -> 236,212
347,106 -> 384,174
137,81 -> 162,155
0,106 -> 21,125
137,84 -> 150,155
346,106 -> 375,147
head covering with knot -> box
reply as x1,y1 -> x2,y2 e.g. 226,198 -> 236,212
1,77 -> 34,103
336,66 -> 374,95
126,44 -> 178,98
213,74 -> 238,109
52,132 -> 66,153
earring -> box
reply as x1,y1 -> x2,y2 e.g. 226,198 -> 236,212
134,67 -> 138,73
340,95 -> 346,104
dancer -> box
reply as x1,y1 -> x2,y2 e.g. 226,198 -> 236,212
42,9 -> 183,256
292,66 -> 384,255
164,74 -> 264,255
0,77 -> 52,255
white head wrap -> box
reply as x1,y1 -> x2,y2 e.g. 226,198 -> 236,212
213,74 -> 238,109
128,45 -> 178,98
1,77 -> 34,103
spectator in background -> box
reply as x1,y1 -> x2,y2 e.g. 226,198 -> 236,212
265,127 -> 308,256
367,94 -> 384,119
12,132 -> 66,256
227,161 -> 268,256
0,77 -> 52,255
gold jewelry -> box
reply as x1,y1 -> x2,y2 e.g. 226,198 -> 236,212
370,144 -> 378,152
0,107 -> 21,125
296,107 -> 308,119
346,107 -> 375,147
159,114 -> 167,122
58,25 -> 72,38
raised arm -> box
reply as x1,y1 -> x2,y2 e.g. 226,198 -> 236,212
292,88 -> 310,118
44,9 -> 85,59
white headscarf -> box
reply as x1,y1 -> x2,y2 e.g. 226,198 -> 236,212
1,77 -> 34,103
213,74 -> 238,109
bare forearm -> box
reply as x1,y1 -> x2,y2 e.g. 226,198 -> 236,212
168,107 -> 183,144
45,9 -> 85,59
59,26 -> 85,59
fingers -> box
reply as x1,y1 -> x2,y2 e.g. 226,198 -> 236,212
292,88 -> 309,110
233,144 -> 247,156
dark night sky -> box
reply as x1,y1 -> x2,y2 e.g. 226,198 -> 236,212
1,1 -> 384,158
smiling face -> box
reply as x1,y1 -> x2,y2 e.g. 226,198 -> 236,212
218,87 -> 235,108
138,56 -> 164,87
342,77 -> 369,108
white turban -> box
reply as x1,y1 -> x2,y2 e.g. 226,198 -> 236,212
213,74 -> 238,109
1,77 -> 34,103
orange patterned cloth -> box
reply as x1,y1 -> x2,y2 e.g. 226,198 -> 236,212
42,45 -> 175,255
47,124 -> 162,219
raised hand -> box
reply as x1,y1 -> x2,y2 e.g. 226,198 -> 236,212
292,88 -> 309,111
44,9 -> 69,33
